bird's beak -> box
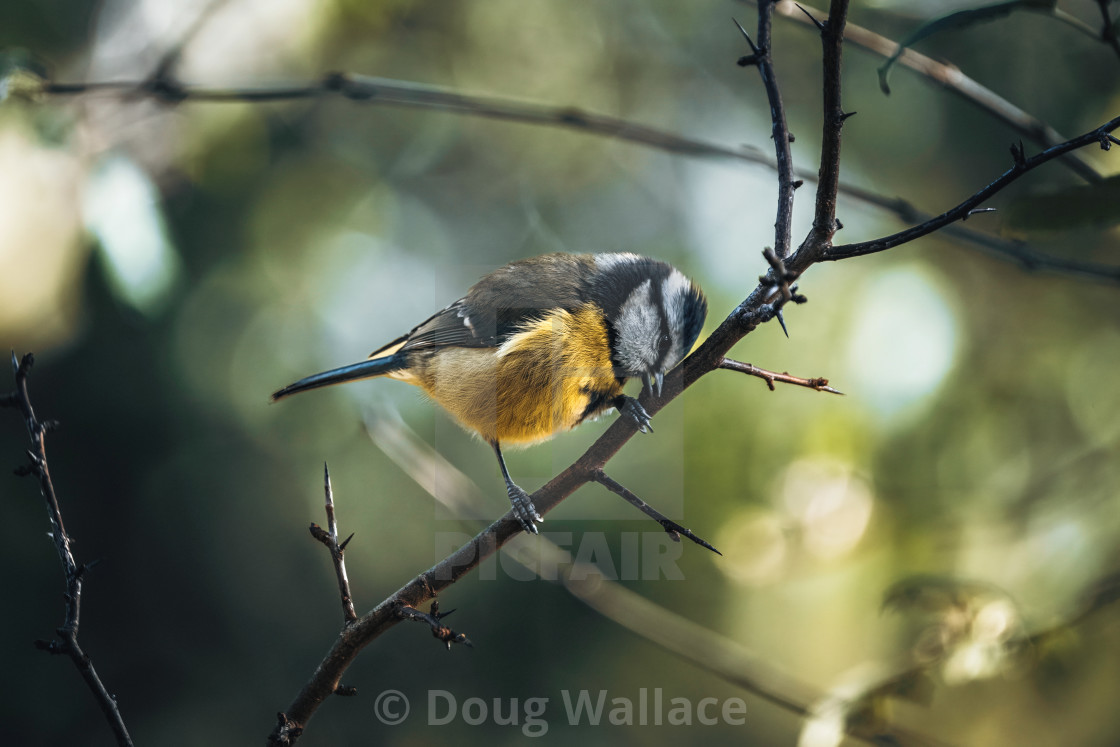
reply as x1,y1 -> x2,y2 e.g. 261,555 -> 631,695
643,371 -> 665,398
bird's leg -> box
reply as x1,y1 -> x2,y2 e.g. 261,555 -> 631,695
491,441 -> 542,534
613,395 -> 653,434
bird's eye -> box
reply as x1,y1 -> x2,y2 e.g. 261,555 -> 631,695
658,333 -> 672,354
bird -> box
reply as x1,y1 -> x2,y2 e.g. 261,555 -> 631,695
271,252 -> 708,534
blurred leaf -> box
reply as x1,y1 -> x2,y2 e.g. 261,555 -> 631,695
83,155 -> 182,316
0,48 -> 48,103
882,575 -> 1002,615
878,0 -> 1057,94
1003,175 -> 1120,232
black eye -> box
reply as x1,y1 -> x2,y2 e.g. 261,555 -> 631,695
658,333 -> 672,355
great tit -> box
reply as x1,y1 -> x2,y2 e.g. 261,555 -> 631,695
272,252 -> 707,533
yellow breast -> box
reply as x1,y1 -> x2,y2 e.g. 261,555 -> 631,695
411,305 -> 621,445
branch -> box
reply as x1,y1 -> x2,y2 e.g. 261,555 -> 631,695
828,116 -> 1120,259
736,5 -> 798,261
802,0 -> 851,258
265,2 -> 863,735
369,413 -> 938,745
2,353 -> 133,747
36,64 -> 1119,285
308,463 -> 357,625
771,0 -> 1105,183
719,357 -> 844,393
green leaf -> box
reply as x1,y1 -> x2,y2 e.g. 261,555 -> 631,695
878,0 -> 1058,94
1003,175 -> 1120,232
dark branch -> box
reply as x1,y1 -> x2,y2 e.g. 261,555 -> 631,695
3,353 -> 133,747
828,116 -> 1120,260
771,0 -> 1105,183
308,463 -> 357,625
589,469 -> 721,555
737,4 -> 797,261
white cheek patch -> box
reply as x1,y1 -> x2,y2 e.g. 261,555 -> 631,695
660,270 -> 693,366
616,279 -> 659,372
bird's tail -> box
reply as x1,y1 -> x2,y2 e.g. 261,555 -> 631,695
271,355 -> 407,402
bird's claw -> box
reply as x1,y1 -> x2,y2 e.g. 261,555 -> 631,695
507,484 -> 542,534
619,396 -> 653,434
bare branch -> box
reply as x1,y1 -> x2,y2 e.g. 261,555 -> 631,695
719,357 -> 844,393
308,463 -> 357,625
589,469 -> 721,554
736,4 -> 797,261
828,115 -> 1120,260
771,0 -> 1105,183
3,353 -> 133,747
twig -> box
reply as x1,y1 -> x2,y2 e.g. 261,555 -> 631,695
397,600 -> 473,651
828,115 -> 1120,260
769,0 -> 1105,183
589,469 -> 722,554
2,353 -> 133,747
736,6 -> 797,262
39,67 -> 1117,285
801,0 -> 851,259
308,463 -> 357,625
1096,0 -> 1120,61
719,357 -> 843,393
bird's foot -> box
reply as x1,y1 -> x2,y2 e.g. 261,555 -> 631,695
507,483 -> 543,534
617,395 -> 653,434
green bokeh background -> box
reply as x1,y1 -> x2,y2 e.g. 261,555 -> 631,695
2,0 -> 1119,744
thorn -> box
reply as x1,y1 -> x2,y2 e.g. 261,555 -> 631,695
835,218 -> 844,231
339,532 -> 355,551
788,133 -> 795,143
732,18 -> 761,55
1009,140 -> 1026,167
776,310 -> 790,338
965,207 -> 997,220
796,3 -> 826,31
334,685 -> 359,697
792,179 -> 804,189
840,110 -> 857,122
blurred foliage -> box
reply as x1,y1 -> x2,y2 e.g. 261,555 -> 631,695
1,0 -> 1119,745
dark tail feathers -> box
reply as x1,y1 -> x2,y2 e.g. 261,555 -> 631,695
271,355 -> 406,402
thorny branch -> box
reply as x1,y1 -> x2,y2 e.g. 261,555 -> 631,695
771,0 -> 1104,183
2,354 -> 133,747
828,116 -> 1120,260
308,463 -> 357,625
265,0 -> 1120,740
32,64 -> 1120,285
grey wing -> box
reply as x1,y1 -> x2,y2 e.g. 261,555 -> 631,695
391,254 -> 592,353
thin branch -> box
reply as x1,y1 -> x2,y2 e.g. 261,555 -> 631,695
719,357 -> 844,393
770,0 -> 1105,183
2,353 -> 133,747
45,72 -> 774,165
589,469 -> 722,554
1096,0 -> 1120,61
40,68 -> 1118,285
308,463 -> 357,625
737,5 -> 798,261
828,116 -> 1120,260
802,0 -> 851,259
